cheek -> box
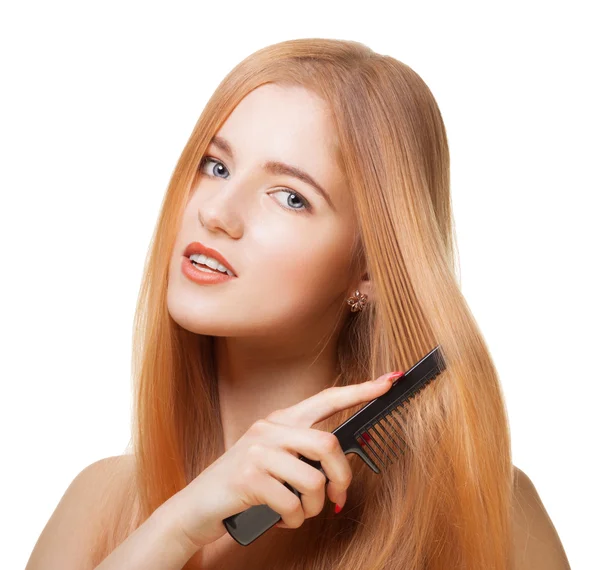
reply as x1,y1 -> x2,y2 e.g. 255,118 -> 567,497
261,235 -> 353,306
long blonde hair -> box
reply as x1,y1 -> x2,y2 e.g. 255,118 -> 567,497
92,38 -> 515,569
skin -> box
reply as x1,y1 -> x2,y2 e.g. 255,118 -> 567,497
167,83 -> 374,454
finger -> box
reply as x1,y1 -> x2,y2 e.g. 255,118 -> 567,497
240,463 -> 306,529
251,420 -> 351,506
269,370 -> 403,428
250,444 -> 327,520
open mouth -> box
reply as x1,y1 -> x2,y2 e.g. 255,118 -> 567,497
185,254 -> 236,278
189,259 -> 221,273
183,241 -> 237,277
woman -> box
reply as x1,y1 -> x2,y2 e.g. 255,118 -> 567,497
26,38 -> 570,569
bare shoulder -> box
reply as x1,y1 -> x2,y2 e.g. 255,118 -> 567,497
25,454 -> 135,570
512,465 -> 571,570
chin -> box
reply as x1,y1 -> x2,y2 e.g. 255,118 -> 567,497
167,302 -> 215,335
166,300 -> 241,337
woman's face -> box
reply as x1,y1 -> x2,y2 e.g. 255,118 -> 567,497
167,83 -> 362,343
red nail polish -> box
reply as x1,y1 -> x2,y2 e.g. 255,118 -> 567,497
358,432 -> 372,446
334,503 -> 343,514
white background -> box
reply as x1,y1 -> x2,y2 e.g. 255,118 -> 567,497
2,1 -> 597,568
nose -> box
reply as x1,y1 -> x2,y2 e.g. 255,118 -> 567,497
197,186 -> 243,238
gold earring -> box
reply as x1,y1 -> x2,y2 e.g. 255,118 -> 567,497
347,289 -> 368,312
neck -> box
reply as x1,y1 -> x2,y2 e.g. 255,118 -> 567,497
214,332 -> 341,451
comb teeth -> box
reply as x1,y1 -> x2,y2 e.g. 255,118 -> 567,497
354,370 -> 441,472
356,407 -> 407,471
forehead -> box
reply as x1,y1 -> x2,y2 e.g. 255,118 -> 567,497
223,83 -> 337,149
214,84 -> 349,208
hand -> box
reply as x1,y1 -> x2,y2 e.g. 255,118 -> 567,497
167,370 -> 403,550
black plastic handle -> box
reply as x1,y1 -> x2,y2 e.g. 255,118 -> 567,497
222,482 -> 301,545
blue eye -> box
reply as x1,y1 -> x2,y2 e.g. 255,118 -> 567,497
198,156 -> 311,214
199,156 -> 229,179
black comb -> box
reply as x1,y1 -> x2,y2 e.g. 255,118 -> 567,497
223,345 -> 446,545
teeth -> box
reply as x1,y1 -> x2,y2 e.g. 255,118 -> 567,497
189,253 -> 235,276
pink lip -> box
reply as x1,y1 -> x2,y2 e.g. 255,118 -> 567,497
183,241 -> 237,276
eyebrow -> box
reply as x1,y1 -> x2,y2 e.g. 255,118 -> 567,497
209,135 -> 335,210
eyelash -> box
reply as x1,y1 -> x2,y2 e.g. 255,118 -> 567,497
198,156 -> 312,214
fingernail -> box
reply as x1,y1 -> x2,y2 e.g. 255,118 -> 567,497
334,503 -> 343,514
375,371 -> 403,383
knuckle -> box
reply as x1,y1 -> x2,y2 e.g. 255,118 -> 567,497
319,432 -> 340,453
266,409 -> 286,422
233,466 -> 260,496
246,443 -> 266,462
340,470 -> 353,487
304,501 -> 324,519
265,410 -> 278,421
306,470 -> 327,492
239,462 -> 260,482
249,419 -> 269,435
282,495 -> 303,519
